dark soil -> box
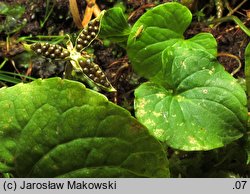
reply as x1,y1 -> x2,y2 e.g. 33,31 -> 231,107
0,0 -> 250,112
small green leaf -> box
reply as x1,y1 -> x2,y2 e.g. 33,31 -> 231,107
127,2 -> 217,79
135,48 -> 247,151
0,78 -> 169,177
99,7 -> 131,43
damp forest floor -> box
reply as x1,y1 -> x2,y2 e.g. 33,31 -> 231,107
0,0 -> 250,114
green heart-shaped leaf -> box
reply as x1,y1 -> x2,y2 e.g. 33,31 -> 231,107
0,78 -> 169,177
135,48 -> 247,151
127,2 -> 217,79
99,7 -> 131,43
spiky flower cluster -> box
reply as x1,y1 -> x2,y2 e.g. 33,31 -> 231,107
25,15 -> 115,92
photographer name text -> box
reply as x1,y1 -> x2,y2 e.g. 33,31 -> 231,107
3,180 -> 117,191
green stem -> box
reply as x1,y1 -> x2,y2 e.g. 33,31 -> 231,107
0,58 -> 8,69
0,70 -> 36,80
18,35 -> 68,45
207,16 -> 250,37
40,0 -> 55,28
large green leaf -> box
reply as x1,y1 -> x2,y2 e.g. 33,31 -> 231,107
99,7 -> 131,43
135,48 -> 247,151
246,134 -> 250,165
245,43 -> 250,164
0,78 -> 169,177
127,2 -> 217,79
245,42 -> 250,108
